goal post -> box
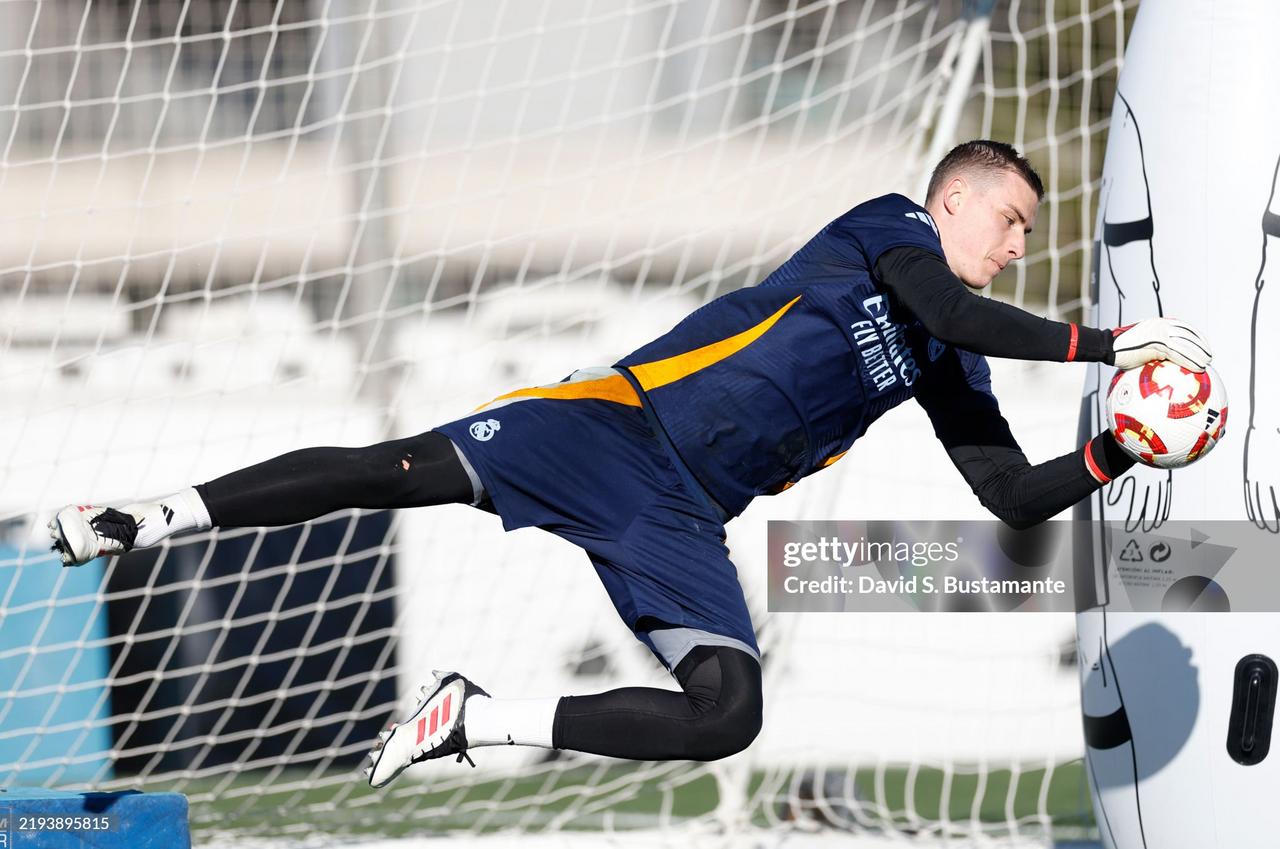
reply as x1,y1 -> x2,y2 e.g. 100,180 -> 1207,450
2,1 -> 1137,845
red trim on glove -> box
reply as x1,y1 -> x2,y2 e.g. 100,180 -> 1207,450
1066,323 -> 1079,361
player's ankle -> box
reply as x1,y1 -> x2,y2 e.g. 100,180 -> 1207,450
464,694 -> 557,748
129,487 -> 213,548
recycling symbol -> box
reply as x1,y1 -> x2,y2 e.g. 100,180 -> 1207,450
1119,539 -> 1144,562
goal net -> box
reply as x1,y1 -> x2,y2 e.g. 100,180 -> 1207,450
0,0 -> 1136,845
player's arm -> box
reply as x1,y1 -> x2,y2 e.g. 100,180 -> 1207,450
915,354 -> 1135,530
875,247 -> 1212,370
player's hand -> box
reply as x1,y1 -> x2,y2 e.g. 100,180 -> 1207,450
1111,318 -> 1213,372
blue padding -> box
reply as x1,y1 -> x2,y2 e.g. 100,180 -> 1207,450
0,789 -> 189,848
0,545 -> 114,784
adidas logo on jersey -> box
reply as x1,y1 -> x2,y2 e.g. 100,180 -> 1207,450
904,210 -> 939,238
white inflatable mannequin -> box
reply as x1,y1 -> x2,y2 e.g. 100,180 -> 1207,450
1077,3 -> 1280,847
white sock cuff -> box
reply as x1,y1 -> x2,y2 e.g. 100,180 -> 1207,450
466,695 -> 559,749
176,486 -> 213,530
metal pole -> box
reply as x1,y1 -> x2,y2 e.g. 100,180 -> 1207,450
916,0 -> 997,199
328,0 -> 404,437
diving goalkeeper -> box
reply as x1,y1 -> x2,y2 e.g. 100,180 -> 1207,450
48,140 -> 1212,788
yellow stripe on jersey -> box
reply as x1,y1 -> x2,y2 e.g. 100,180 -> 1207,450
475,372 -> 641,411
627,295 -> 803,392
772,450 -> 848,493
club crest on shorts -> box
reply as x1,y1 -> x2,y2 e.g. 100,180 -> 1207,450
469,418 -> 501,441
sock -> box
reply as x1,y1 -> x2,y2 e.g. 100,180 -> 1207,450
464,695 -> 560,749
128,487 -> 214,549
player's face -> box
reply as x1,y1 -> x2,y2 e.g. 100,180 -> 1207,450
933,170 -> 1039,289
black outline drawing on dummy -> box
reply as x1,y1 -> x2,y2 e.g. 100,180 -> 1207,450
1244,151 -> 1280,532
1084,90 -> 1173,533
1076,90 -> 1155,849
1078,625 -> 1148,849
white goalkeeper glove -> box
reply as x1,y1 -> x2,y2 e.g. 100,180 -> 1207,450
1111,318 -> 1213,372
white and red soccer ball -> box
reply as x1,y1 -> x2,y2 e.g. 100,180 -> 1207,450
1105,361 -> 1227,469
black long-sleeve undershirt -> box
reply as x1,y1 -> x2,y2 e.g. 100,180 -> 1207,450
875,246 -> 1115,364
917,364 -> 1135,528
927,393 -> 1135,528
893,265 -> 1135,527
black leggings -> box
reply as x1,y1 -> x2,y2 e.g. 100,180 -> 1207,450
195,431 -> 473,527
196,436 -> 764,762
553,644 -> 763,761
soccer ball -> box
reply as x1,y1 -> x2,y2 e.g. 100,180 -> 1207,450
1105,362 -> 1228,468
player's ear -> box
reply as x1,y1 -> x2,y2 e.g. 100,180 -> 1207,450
943,176 -> 967,215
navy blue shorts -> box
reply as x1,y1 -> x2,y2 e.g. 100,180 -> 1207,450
434,368 -> 758,668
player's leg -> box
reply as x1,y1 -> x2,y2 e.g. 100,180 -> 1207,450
49,430 -> 477,565
194,430 -> 476,526
360,370 -> 764,787
366,637 -> 762,787
365,454 -> 765,787
549,641 -> 762,759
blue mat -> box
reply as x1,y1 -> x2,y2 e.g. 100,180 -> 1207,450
0,789 -> 189,848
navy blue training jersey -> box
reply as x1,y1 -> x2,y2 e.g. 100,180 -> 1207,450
614,193 -> 996,517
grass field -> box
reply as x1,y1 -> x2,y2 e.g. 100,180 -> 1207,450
137,759 -> 1098,845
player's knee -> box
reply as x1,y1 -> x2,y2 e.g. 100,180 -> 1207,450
694,687 -> 762,761
677,645 -> 763,760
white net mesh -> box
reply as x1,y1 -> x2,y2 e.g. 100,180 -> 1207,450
1,1 -> 1136,845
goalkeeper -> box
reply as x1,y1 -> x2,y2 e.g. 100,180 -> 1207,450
48,140 -> 1212,788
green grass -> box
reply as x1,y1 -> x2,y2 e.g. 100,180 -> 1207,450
129,759 -> 1097,844
837,761 -> 1096,834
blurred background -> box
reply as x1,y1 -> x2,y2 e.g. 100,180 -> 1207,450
0,1 -> 1136,846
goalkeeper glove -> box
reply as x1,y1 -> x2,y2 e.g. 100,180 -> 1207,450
1111,318 -> 1213,372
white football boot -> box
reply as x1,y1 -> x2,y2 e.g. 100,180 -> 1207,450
365,671 -> 489,789
47,505 -> 141,566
